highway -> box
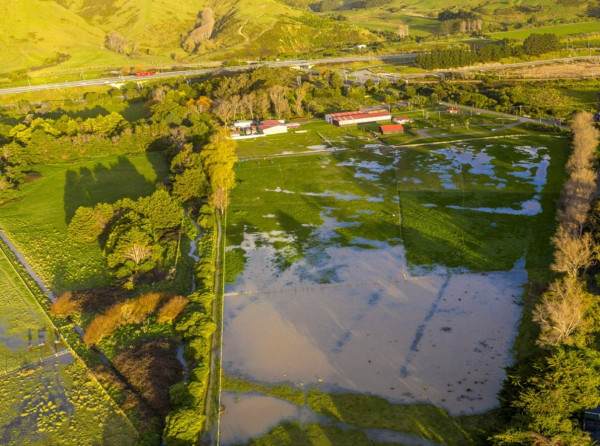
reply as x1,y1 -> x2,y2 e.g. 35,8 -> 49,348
0,53 -> 415,96
2,52 -> 597,97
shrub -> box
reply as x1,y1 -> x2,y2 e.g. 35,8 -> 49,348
50,291 -> 80,318
113,339 -> 183,414
157,296 -> 189,324
83,291 -> 172,345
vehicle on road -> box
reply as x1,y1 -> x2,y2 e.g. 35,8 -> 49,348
135,71 -> 157,77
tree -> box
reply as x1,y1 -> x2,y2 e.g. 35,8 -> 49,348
104,216 -> 159,278
200,127 -> 237,213
50,291 -> 80,318
105,31 -> 128,54
510,347 -> 600,440
136,189 -> 182,234
68,203 -> 114,243
397,24 -> 409,38
211,98 -> 235,124
551,229 -> 596,278
157,296 -> 189,324
183,8 -> 215,52
523,33 -> 560,56
533,278 -> 599,347
267,85 -> 290,119
172,167 -> 209,203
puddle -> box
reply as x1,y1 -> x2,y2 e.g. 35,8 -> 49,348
447,198 -> 542,216
219,392 -> 320,445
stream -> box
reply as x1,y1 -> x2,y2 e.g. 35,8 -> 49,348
175,215 -> 203,381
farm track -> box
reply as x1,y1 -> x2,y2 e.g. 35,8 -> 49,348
205,211 -> 225,444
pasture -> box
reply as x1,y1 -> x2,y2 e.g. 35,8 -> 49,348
0,226 -> 137,444
0,354 -> 137,445
221,129 -> 568,444
0,240 -> 58,374
0,152 -> 168,293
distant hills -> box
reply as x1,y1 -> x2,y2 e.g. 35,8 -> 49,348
1,0 -> 598,76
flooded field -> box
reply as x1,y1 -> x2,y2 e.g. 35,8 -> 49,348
221,137 -> 566,444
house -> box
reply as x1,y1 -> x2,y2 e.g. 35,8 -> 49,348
447,107 -> 461,114
324,110 -> 392,127
259,120 -> 288,135
380,124 -> 404,135
392,116 -> 412,124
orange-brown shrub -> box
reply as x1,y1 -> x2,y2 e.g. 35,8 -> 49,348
156,295 -> 189,324
50,291 -> 81,318
83,291 -> 173,345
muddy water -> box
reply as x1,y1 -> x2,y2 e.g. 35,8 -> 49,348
221,144 -> 544,442
220,392 -> 320,445
224,245 -> 525,414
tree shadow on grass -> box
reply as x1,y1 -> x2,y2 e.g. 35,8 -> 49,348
63,156 -> 157,225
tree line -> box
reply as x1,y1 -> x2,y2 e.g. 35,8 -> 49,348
495,112 -> 600,445
416,33 -> 562,70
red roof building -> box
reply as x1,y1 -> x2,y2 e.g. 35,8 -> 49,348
325,110 -> 392,127
447,107 -> 460,114
258,120 -> 288,135
380,124 -> 404,135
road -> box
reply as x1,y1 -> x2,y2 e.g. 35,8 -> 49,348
4,53 -> 597,97
349,54 -> 600,83
0,53 -> 415,96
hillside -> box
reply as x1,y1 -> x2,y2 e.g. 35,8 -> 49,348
1,0 -> 598,77
0,0 -> 375,76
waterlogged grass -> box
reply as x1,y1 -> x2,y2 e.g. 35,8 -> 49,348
226,149 -> 399,283
222,375 -> 305,406
222,376 -> 495,445
398,136 -> 568,272
226,133 -> 567,282
306,390 -> 497,446
0,245 -> 58,373
247,422 -> 376,446
0,152 -> 168,293
0,356 -> 137,445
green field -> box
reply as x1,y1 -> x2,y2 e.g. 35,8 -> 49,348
0,243 -> 57,373
0,355 -> 137,445
0,152 -> 168,293
0,226 -> 137,444
227,131 -> 567,280
490,21 -> 600,41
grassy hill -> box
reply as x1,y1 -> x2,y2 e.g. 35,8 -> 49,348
0,0 -> 375,76
1,0 -> 598,77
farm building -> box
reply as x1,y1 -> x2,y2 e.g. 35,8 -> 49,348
393,116 -> 412,124
447,107 -> 461,114
259,120 -> 288,135
232,120 -> 254,128
325,110 -> 392,127
380,124 -> 404,135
